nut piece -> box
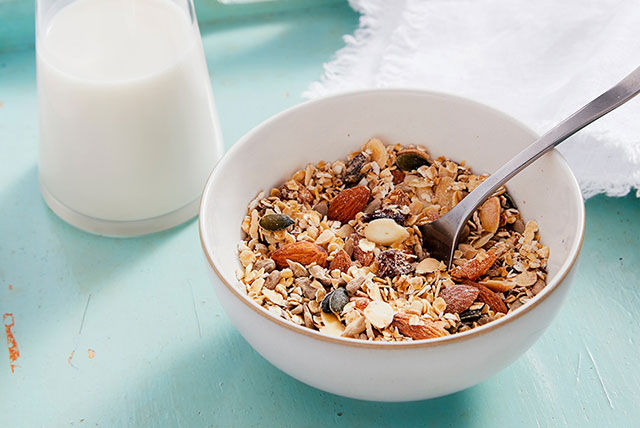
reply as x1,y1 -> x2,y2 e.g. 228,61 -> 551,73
363,198 -> 382,214
328,185 -> 371,223
415,258 -> 444,274
363,300 -> 395,329
363,138 -> 388,168
319,312 -> 345,337
313,201 -> 329,217
335,224 -> 355,239
438,284 -> 479,314
329,249 -> 352,273
271,241 -> 328,269
363,218 -> 410,246
296,277 -> 318,299
463,280 -> 507,313
263,270 -> 281,289
349,233 -> 375,266
392,313 -> 448,340
450,250 -> 497,281
396,149 -> 430,171
315,229 -> 335,246
287,260 -> 308,277
479,197 -> 501,233
297,187 -> 314,205
341,315 -> 366,338
262,289 -> 286,306
254,258 -> 276,273
345,276 -> 366,295
513,218 -> 525,233
309,265 -> 332,286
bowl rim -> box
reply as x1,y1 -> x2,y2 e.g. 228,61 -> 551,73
199,88 -> 585,349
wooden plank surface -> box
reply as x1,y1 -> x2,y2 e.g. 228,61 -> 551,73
1,3 -> 639,426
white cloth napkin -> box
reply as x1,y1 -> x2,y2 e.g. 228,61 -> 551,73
305,0 -> 640,198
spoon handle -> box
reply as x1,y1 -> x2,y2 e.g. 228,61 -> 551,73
450,65 -> 640,221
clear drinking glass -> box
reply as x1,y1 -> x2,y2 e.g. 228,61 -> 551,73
36,0 -> 223,236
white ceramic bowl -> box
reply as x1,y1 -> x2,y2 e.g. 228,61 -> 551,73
199,89 -> 584,402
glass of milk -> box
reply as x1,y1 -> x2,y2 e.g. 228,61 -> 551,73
36,0 -> 223,236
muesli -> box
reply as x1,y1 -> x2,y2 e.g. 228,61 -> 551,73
237,138 -> 549,341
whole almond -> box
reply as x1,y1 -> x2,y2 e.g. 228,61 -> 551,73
270,241 -> 328,269
392,313 -> 448,340
451,249 -> 497,281
463,280 -> 507,313
329,249 -> 352,273
328,185 -> 371,223
438,284 -> 479,314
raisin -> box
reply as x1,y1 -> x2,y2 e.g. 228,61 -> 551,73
344,153 -> 367,186
361,206 -> 409,225
376,249 -> 415,277
321,288 -> 349,315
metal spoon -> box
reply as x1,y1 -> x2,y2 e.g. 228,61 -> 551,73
420,66 -> 640,269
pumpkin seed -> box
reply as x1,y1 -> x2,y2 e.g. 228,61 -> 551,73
259,213 -> 294,231
459,309 -> 482,323
329,288 -> 349,314
396,150 -> 430,171
321,292 -> 331,313
321,288 -> 349,315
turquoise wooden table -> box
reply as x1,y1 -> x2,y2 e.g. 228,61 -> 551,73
1,1 -> 639,426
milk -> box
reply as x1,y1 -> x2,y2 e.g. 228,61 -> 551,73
37,0 -> 222,230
